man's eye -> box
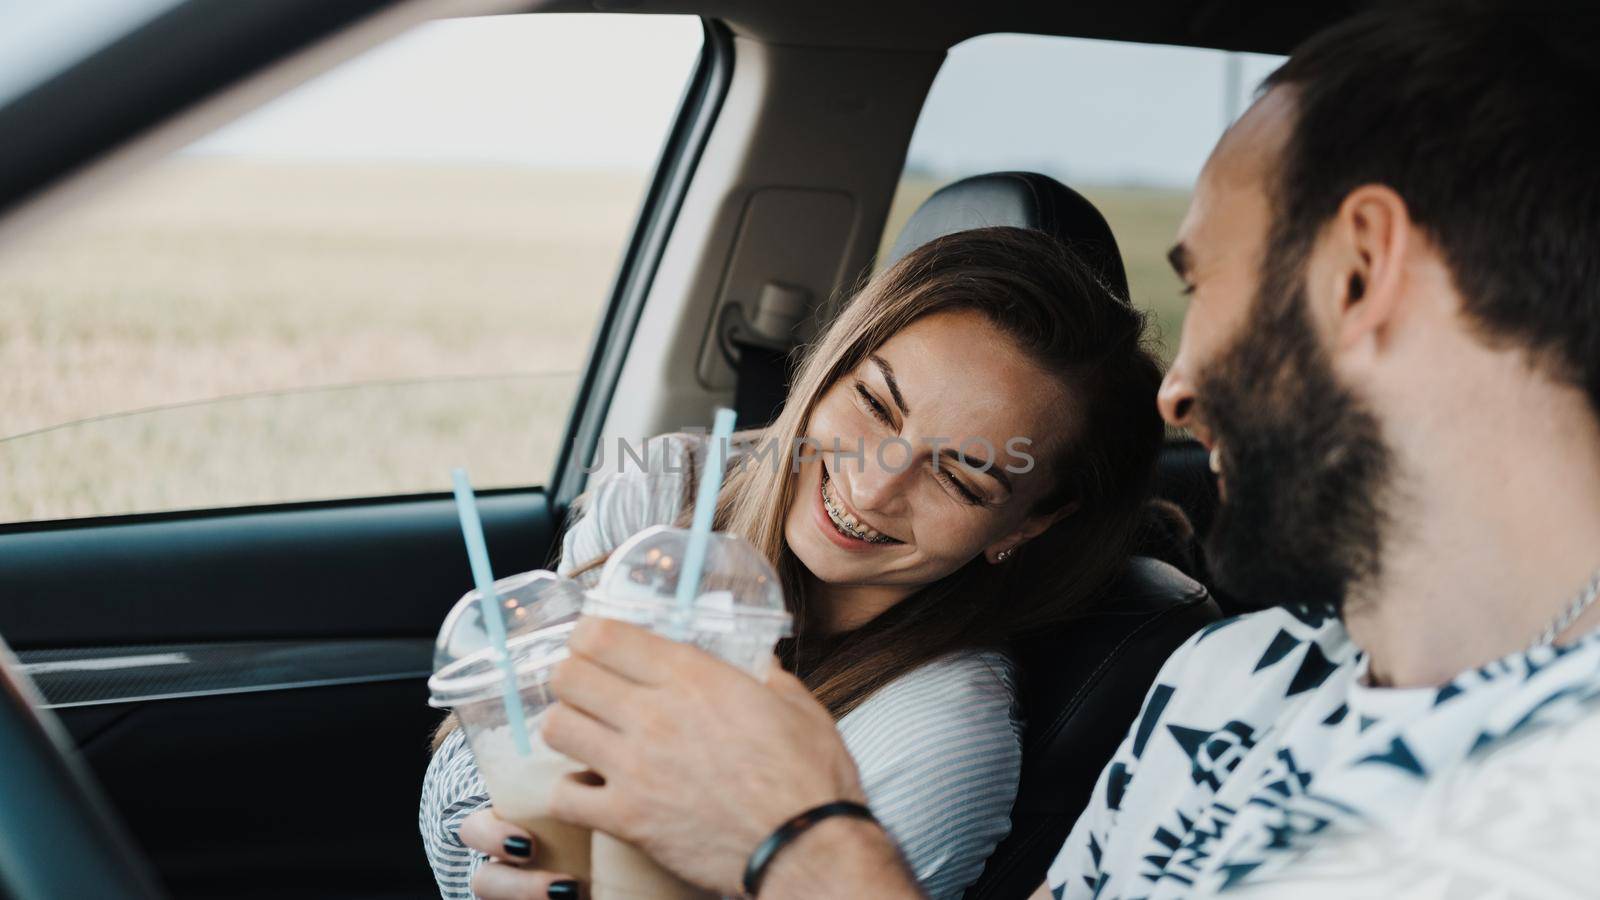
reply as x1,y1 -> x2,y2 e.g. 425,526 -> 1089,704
855,383 -> 892,426
1179,282 -> 1197,297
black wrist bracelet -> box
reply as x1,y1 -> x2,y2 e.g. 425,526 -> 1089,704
742,800 -> 877,897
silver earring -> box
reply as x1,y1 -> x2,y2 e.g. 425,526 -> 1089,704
996,549 -> 1012,563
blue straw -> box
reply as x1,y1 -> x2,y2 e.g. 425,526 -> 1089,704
451,468 -> 531,757
673,407 -> 737,635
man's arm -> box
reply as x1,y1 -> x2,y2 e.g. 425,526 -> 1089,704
544,617 -> 923,898
759,816 -> 924,900
453,806 -> 925,900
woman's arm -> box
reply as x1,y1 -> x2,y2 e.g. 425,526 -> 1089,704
842,651 -> 1023,899
419,727 -> 493,899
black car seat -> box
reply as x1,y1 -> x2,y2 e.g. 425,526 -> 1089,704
879,172 -> 1222,898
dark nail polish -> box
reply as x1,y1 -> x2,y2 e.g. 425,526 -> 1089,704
547,880 -> 579,899
502,835 -> 532,858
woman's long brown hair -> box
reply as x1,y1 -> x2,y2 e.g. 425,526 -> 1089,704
433,226 -> 1165,749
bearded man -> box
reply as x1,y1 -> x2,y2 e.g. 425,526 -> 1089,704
461,8 -> 1600,898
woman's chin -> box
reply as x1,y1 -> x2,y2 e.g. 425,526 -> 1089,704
786,526 -> 834,576
787,523 -> 868,583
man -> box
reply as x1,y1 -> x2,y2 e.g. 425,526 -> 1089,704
463,8 -> 1600,898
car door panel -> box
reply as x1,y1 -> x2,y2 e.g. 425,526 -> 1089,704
60,680 -> 437,900
0,492 -> 559,899
0,3 -> 725,893
0,492 -> 554,648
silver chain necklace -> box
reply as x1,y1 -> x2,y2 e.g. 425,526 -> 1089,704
1530,567 -> 1600,648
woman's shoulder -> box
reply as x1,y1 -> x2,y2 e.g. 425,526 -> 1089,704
585,431 -> 706,508
841,648 -> 1022,743
557,432 -> 707,581
894,647 -> 1018,697
841,649 -> 1024,898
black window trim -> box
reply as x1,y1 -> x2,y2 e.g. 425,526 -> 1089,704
547,17 -> 736,516
0,0 -> 394,216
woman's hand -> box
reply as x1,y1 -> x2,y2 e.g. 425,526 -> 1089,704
543,616 -> 873,895
458,808 -> 581,900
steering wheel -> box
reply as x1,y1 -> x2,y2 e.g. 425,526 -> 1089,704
0,637 -> 166,899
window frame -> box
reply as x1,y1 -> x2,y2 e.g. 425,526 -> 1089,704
0,12 -> 733,531
547,18 -> 734,514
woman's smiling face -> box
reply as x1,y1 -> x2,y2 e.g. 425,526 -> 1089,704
783,308 -> 1076,593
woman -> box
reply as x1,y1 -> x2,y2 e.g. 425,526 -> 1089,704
421,226 -> 1168,899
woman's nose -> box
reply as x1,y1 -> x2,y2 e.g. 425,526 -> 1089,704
848,456 -> 908,513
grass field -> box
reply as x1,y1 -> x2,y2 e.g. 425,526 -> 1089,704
0,159 -> 1190,523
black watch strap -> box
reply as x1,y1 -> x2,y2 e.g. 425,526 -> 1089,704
742,800 -> 877,897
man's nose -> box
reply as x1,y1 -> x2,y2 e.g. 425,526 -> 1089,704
1158,364 -> 1200,434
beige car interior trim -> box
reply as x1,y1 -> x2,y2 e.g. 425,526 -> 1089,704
598,34 -> 943,445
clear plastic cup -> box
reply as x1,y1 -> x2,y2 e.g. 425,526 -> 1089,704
582,525 -> 794,900
584,524 -> 792,674
428,570 -> 593,881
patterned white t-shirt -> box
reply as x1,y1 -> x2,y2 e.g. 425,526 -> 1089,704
1049,605 -> 1600,898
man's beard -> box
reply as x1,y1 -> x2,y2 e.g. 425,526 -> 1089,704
1195,246 -> 1393,616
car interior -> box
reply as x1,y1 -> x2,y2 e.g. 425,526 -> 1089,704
0,2 -> 1374,899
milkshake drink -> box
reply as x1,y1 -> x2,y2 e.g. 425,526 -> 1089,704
455,704 -> 592,876
582,525 -> 794,900
429,571 -> 594,880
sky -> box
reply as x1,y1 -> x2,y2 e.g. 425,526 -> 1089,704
909,34 -> 1284,187
5,10 -> 1283,190
190,15 -> 706,170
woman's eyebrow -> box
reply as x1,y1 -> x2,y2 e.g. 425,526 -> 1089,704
869,354 -> 909,416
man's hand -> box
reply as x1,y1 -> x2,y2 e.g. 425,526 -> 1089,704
542,616 -> 878,894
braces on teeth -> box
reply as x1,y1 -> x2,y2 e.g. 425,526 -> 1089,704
822,472 -> 895,543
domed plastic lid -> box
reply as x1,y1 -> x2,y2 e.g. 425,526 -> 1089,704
586,525 -> 792,636
428,570 -> 585,709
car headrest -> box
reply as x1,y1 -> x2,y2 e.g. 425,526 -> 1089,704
882,171 -> 1130,298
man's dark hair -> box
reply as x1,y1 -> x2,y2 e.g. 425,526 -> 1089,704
1263,7 -> 1600,412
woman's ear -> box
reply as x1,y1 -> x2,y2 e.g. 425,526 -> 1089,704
984,500 -> 1078,562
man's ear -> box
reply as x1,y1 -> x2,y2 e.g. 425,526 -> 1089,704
1325,184 -> 1412,352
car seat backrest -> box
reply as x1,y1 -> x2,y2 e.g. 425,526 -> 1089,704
881,171 -> 1131,299
966,557 -> 1218,898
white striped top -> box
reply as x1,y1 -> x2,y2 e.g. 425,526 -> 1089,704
420,433 -> 1023,899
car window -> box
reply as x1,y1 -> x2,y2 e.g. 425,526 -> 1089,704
0,13 -> 703,525
881,33 -> 1284,360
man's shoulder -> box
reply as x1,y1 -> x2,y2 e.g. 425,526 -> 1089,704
1044,608 -> 1355,898
1161,605 -> 1353,681
1132,604 -> 1357,735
